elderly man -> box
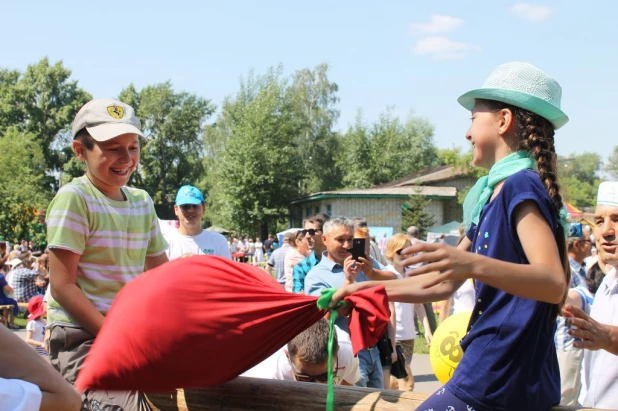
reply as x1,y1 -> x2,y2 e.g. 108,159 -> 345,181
564,182 -> 618,408
304,217 -> 383,388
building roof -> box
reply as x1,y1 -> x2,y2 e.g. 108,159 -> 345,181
376,165 -> 467,188
291,185 -> 456,204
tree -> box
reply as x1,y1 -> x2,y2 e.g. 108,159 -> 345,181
118,82 -> 216,218
606,146 -> 618,179
0,128 -> 52,244
338,108 -> 440,188
559,152 -> 603,208
209,67 -> 303,235
338,111 -> 374,189
286,64 -> 342,192
401,191 -> 436,237
0,58 -> 91,175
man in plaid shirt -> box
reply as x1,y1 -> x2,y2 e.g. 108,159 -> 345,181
7,259 -> 44,302
293,213 -> 330,294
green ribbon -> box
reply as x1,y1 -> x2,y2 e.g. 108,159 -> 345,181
317,288 -> 348,411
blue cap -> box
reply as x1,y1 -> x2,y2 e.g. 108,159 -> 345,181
175,185 -> 204,206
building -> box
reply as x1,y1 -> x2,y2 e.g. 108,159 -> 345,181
289,165 -> 477,234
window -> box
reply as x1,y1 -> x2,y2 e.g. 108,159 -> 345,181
314,206 -> 320,215
326,204 -> 332,216
306,207 -> 311,218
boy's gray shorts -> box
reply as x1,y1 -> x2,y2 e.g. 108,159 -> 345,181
47,324 -> 152,411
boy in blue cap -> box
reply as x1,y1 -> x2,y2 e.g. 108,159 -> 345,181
166,185 -> 231,260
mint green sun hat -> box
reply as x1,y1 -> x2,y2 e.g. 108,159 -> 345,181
458,62 -> 569,129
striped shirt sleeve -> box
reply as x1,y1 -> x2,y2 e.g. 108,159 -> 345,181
46,187 -> 89,255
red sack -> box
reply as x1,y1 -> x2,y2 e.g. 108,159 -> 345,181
75,256 -> 389,392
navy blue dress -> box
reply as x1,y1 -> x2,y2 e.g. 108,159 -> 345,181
445,170 -> 561,411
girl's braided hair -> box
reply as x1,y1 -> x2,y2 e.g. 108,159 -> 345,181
480,99 -> 570,318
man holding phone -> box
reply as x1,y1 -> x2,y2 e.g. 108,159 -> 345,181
304,217 -> 384,388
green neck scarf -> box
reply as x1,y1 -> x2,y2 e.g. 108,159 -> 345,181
463,151 -> 535,230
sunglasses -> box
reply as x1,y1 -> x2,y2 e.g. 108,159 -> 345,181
291,358 -> 338,383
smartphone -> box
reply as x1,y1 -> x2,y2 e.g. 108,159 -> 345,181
351,238 -> 366,262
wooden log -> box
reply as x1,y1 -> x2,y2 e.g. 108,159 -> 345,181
145,377 -> 615,411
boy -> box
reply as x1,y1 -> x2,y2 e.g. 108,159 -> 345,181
46,98 -> 168,410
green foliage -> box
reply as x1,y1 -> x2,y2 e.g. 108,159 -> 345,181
339,108 -> 440,188
559,152 -> 603,208
209,67 -> 303,234
401,191 -> 436,237
118,82 -> 216,219
286,64 -> 342,192
0,58 -> 91,176
0,128 -> 51,244
606,146 -> 618,179
338,111 -> 374,189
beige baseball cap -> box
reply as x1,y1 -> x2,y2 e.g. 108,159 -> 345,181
71,98 -> 144,142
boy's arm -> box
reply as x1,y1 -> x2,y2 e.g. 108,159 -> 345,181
0,325 -> 82,411
145,252 -> 168,271
49,248 -> 105,335
25,330 -> 44,348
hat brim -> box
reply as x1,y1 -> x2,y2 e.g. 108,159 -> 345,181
27,305 -> 45,321
176,198 -> 203,206
458,88 -> 569,130
86,123 -> 145,142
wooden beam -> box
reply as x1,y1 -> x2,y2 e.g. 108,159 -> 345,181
146,377 -> 615,411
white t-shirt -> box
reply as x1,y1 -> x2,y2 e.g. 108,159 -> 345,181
165,230 -> 231,260
580,266 -> 618,408
452,279 -> 476,314
241,326 -> 360,385
26,319 -> 46,343
0,378 -> 42,411
385,265 -> 416,340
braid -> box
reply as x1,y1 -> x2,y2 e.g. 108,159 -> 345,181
516,111 -> 563,214
479,99 -> 570,317
516,107 -> 570,316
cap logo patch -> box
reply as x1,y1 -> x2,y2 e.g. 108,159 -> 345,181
107,105 -> 125,119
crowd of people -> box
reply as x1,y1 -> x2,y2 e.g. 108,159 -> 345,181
2,62 -> 618,411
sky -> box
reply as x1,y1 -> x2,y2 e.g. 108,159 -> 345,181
2,1 -> 617,162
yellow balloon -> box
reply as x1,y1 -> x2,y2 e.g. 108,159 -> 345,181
429,311 -> 472,384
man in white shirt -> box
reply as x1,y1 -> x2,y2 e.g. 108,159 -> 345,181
166,185 -> 231,260
564,182 -> 618,409
242,319 -> 360,385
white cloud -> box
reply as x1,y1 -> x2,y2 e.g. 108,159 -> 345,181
510,3 -> 553,21
412,36 -> 480,60
410,15 -> 464,34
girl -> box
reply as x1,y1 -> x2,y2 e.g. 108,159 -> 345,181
331,62 -> 570,410
26,295 -> 47,356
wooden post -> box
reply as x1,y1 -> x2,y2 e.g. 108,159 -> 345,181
146,377 -> 615,411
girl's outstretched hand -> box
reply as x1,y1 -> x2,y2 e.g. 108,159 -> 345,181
400,242 -> 475,289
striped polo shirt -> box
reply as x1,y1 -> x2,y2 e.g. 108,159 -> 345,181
46,176 -> 168,325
